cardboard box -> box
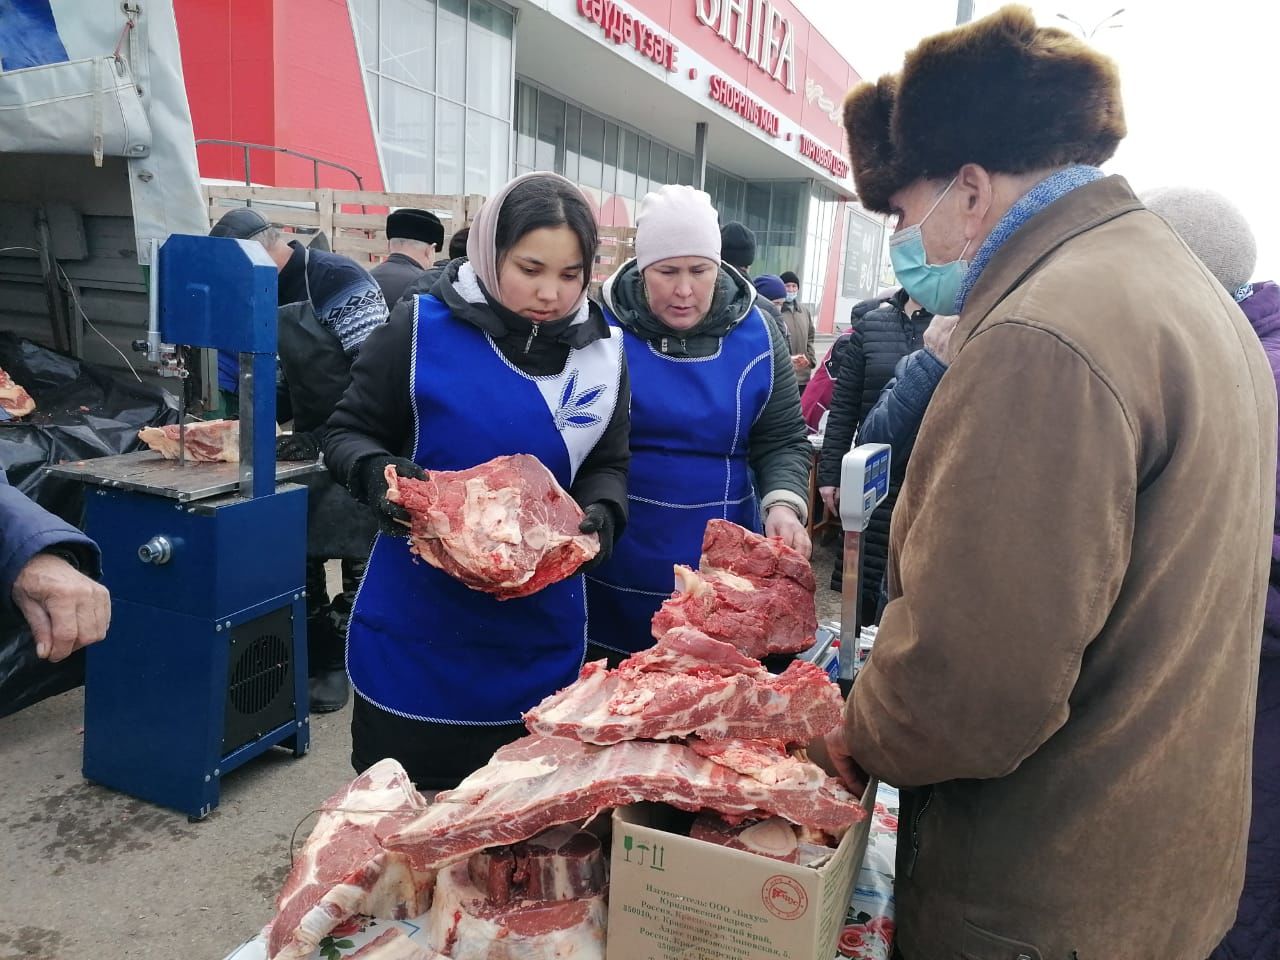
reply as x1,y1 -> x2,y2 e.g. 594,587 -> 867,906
607,783 -> 877,960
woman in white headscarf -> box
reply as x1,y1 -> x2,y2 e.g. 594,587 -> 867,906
324,172 -> 630,788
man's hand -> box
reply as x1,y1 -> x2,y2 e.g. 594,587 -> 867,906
12,553 -> 110,662
819,485 -> 840,516
764,504 -> 811,558
808,728 -> 869,797
923,314 -> 960,365
791,354 -> 812,373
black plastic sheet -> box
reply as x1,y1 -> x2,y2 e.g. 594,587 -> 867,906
0,333 -> 177,717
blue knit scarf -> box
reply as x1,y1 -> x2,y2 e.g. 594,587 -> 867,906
956,165 -> 1106,312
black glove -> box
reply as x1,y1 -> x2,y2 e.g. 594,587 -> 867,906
357,455 -> 428,537
275,431 -> 321,461
577,503 -> 616,573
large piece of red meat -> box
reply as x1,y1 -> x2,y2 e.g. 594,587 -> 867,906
650,519 -> 818,657
0,365 -> 35,418
266,759 -> 434,960
137,420 -> 242,463
381,733 -> 863,872
524,625 -> 842,745
385,454 -> 599,599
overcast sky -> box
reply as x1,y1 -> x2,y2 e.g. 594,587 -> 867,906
796,0 -> 1279,282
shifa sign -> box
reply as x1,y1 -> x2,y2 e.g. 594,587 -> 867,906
694,0 -> 796,92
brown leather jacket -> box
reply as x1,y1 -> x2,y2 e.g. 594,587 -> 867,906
847,177 -> 1277,960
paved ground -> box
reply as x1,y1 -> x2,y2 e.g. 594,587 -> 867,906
1,536 -> 845,960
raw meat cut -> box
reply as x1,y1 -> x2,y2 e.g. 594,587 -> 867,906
349,929 -> 446,959
381,734 -> 864,872
689,812 -> 801,863
385,454 -> 598,600
267,759 -> 435,960
651,520 -> 818,657
468,825 -> 606,904
524,626 -> 842,745
686,736 -> 827,789
138,419 -> 242,462
0,365 -> 35,418
428,861 -> 607,960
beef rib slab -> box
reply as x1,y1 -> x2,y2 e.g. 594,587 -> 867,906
0,365 -> 35,418
386,454 -> 598,600
651,519 -> 818,657
428,861 -> 606,960
381,734 -> 864,872
267,759 -> 435,960
524,626 -> 842,745
138,420 -> 242,463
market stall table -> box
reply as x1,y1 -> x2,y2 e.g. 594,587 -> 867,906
219,785 -> 900,960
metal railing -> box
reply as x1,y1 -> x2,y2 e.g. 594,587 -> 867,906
195,139 -> 366,191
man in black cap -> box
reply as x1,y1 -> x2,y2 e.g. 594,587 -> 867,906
719,220 -> 786,337
370,208 -> 444,305
210,206 -> 388,713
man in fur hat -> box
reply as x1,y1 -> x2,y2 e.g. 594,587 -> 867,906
812,7 -> 1277,959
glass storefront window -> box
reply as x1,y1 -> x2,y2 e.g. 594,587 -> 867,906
616,129 -> 638,199
467,0 -> 511,120
436,99 -> 465,194
436,0 -> 467,103
380,78 -> 434,154
535,90 -> 564,174
579,113 -> 604,190
677,155 -> 693,187
746,183 -> 771,234
465,111 -> 509,195
602,122 -> 618,195
353,0 -> 514,194
515,82 -> 536,172
381,0 -> 435,89
564,105 -> 581,184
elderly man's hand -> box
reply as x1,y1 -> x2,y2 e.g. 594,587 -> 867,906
808,728 -> 869,797
765,504 -> 811,558
923,314 -> 960,365
12,553 -> 111,662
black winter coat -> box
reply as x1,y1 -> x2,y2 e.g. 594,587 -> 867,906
817,290 -> 931,602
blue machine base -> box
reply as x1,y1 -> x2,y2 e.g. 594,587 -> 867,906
81,485 -> 310,820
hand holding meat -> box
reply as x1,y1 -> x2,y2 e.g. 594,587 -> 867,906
809,727 -> 868,797
765,503 -> 811,558
576,503 -> 615,572
358,455 -> 427,536
384,454 -> 600,599
12,552 -> 110,661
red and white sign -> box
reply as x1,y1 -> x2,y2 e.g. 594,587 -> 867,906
799,134 -> 849,179
694,0 -> 796,92
578,0 -> 679,72
708,74 -> 779,137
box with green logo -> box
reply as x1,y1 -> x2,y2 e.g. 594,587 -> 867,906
606,783 -> 876,960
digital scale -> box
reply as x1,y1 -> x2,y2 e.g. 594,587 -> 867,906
801,443 -> 891,689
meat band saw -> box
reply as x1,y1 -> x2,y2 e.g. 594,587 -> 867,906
46,234 -> 317,820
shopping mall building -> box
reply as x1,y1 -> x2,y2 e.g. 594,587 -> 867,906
174,0 -> 889,330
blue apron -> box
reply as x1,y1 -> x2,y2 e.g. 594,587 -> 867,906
348,294 -> 622,724
586,307 -> 774,653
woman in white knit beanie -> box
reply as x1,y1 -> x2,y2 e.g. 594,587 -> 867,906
587,184 -> 813,660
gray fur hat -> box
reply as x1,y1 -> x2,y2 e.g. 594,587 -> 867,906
1141,187 -> 1257,294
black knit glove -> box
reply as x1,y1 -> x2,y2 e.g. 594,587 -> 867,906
577,503 -> 616,573
275,431 -> 321,461
356,455 -> 427,537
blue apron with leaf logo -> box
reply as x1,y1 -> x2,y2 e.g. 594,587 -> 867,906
586,307 -> 774,654
348,295 -> 622,723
